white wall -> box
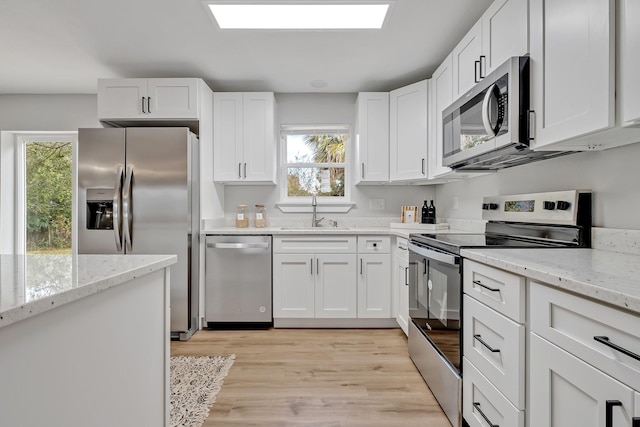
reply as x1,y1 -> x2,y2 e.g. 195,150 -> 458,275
435,142 -> 640,229
0,95 -> 100,130
221,93 -> 435,223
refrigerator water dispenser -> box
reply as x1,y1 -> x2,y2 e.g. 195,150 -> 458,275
86,188 -> 114,230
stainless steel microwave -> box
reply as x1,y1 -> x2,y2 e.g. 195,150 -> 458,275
442,56 -> 567,170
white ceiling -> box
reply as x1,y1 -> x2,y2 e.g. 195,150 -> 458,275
0,0 -> 493,94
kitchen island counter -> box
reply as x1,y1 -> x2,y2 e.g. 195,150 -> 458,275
0,253 -> 175,427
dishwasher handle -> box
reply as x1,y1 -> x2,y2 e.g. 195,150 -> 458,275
207,242 -> 270,249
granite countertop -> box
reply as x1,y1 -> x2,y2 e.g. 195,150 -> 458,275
460,248 -> 640,314
0,254 -> 176,329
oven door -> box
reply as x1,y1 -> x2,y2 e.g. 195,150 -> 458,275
408,242 -> 462,371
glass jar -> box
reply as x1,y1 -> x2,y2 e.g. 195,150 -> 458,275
254,204 -> 267,228
235,204 -> 249,228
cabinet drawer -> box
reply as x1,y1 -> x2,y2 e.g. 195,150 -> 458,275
530,282 -> 640,390
463,259 -> 525,322
273,236 -> 356,253
357,235 -> 390,253
463,295 -> 525,409
463,358 -> 524,427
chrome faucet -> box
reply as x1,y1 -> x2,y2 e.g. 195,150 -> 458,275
311,194 -> 324,227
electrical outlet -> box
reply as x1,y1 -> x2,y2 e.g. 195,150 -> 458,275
369,198 -> 385,210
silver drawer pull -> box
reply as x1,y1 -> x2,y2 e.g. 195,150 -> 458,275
208,243 -> 269,249
472,402 -> 499,427
473,280 -> 500,292
474,334 -> 501,353
594,336 -> 640,362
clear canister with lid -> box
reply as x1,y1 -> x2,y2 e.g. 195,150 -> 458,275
235,204 -> 249,228
254,204 -> 267,228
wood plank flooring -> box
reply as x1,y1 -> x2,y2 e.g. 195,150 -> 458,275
171,328 -> 451,427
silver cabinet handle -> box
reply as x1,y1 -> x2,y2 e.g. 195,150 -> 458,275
113,165 -> 124,252
528,110 -> 536,141
421,158 -> 425,175
310,258 -> 313,275
361,163 -> 365,179
474,334 -> 501,353
147,97 -> 151,114
360,258 -> 363,275
244,162 -> 247,178
475,60 -> 480,83
479,55 -> 486,79
122,165 -> 134,252
208,242 -> 269,249
238,163 -> 242,179
316,258 -> 319,275
404,266 -> 409,286
473,402 -> 498,427
473,280 -> 500,293
141,97 -> 146,114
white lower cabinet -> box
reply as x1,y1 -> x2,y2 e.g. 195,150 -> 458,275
273,252 -> 356,319
463,358 -> 524,427
530,333 -> 640,427
358,254 -> 391,318
394,237 -> 410,335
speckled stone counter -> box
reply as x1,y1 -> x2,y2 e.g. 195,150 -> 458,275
460,248 -> 640,314
0,254 -> 176,329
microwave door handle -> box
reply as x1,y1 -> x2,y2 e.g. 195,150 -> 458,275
482,83 -> 499,138
113,166 -> 124,252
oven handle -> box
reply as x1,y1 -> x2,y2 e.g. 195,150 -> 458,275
408,242 -> 459,266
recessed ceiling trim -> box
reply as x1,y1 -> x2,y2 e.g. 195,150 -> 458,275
202,1 -> 393,30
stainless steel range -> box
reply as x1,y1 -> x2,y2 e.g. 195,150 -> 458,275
407,190 -> 592,427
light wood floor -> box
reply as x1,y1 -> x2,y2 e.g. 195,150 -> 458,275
171,328 -> 451,427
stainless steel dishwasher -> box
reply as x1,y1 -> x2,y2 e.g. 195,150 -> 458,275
205,235 -> 272,327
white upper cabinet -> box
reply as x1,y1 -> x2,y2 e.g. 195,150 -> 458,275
620,0 -> 640,126
389,80 -> 429,182
354,93 -> 390,184
452,21 -> 484,98
213,92 -> 276,184
530,0 -> 640,150
481,0 -> 529,75
429,55 -> 455,179
98,78 -> 200,120
452,0 -> 528,99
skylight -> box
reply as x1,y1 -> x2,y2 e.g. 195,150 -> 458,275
205,3 -> 391,30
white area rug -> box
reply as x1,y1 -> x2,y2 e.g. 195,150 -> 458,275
170,355 -> 236,427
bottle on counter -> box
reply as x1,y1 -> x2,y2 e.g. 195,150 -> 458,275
254,204 -> 267,228
421,200 -> 429,224
426,200 -> 436,224
236,204 -> 249,228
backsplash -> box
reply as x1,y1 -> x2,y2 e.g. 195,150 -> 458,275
592,228 -> 640,255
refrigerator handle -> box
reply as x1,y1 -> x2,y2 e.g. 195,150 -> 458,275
113,166 -> 124,252
122,165 -> 134,252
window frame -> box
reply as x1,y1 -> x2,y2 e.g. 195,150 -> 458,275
276,124 -> 354,213
11,132 -> 77,254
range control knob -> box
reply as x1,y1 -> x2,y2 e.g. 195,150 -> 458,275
543,201 -> 556,210
556,201 -> 571,210
482,203 -> 489,210
489,203 -> 499,210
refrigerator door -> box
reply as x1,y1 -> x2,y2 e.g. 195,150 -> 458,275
124,128 -> 195,334
78,128 -> 126,254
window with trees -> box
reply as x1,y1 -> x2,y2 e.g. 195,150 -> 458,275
18,135 -> 75,254
281,125 -> 348,200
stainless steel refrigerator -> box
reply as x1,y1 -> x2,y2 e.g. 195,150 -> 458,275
77,127 -> 199,340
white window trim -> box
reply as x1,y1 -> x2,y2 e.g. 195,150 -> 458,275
2,132 -> 77,254
276,124 -> 354,213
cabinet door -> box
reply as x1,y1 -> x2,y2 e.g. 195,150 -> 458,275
146,78 -> 198,119
315,254 -> 357,318
621,0 -> 640,126
452,20 -> 483,98
530,334 -> 637,427
97,79 -> 148,119
428,54 -> 455,179
273,254 -> 315,318
213,93 -> 244,182
529,0 -> 614,149
243,92 -> 276,182
396,255 -> 410,336
357,254 -> 391,318
355,93 -> 390,184
389,80 -> 428,181
481,0 -> 528,75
